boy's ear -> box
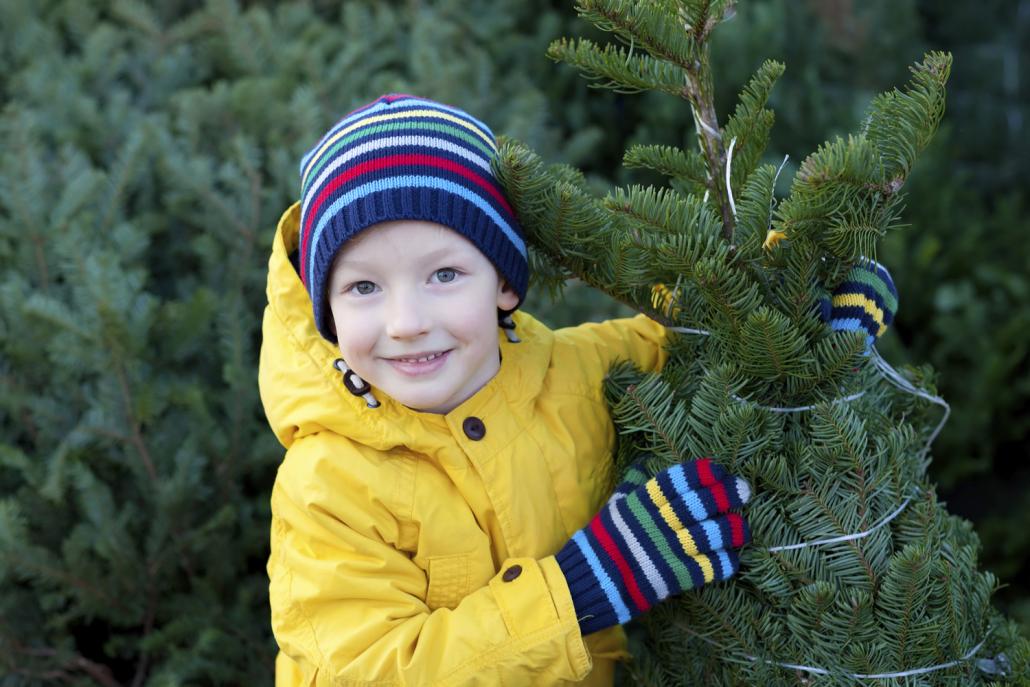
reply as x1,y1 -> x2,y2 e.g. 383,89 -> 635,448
496,279 -> 519,311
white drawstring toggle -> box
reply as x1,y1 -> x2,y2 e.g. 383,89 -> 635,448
500,316 -> 521,343
333,358 -> 380,408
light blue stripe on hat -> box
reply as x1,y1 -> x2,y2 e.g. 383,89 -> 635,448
572,530 -> 632,624
300,97 -> 496,179
306,176 -> 527,286
300,99 -> 393,176
301,135 -> 493,217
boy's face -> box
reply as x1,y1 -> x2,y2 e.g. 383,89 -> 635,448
326,220 -> 519,414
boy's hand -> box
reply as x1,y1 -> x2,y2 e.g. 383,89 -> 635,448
555,458 -> 751,636
824,258 -> 899,351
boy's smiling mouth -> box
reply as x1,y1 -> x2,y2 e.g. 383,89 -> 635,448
382,349 -> 453,376
385,350 -> 451,363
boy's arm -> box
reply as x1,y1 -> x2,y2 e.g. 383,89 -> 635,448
269,443 -> 593,686
555,313 -> 670,381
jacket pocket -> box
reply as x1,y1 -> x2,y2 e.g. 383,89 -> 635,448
425,553 -> 470,610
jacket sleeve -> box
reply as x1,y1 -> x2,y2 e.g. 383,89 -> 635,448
268,440 -> 593,686
556,313 -> 670,383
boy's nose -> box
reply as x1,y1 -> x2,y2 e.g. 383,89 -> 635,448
384,291 -> 430,339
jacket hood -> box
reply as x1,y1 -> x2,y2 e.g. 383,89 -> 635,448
258,202 -> 552,455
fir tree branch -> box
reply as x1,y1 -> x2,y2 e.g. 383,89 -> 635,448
575,0 -> 698,74
0,551 -> 127,612
621,381 -> 686,458
768,549 -> 815,587
2,636 -> 122,687
106,341 -> 199,585
674,604 -> 753,659
801,482 -> 876,589
130,571 -> 157,687
683,69 -> 736,244
32,238 -> 50,295
562,1 -> 738,245
10,123 -> 51,293
111,358 -> 157,484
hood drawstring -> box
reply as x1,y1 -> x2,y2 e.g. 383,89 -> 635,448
333,359 -> 381,408
500,315 -> 521,343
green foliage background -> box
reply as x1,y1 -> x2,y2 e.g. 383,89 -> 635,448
0,0 -> 1025,683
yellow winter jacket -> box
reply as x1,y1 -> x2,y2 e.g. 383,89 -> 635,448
259,202 -> 669,686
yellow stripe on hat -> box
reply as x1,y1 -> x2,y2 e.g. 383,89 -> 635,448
832,293 -> 887,335
301,108 -> 497,185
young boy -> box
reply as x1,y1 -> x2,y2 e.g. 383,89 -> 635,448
259,94 -> 752,686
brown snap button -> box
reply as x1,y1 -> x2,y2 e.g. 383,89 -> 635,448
502,565 -> 522,582
462,416 -> 486,441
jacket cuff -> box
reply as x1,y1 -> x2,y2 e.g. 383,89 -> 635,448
488,557 -> 592,680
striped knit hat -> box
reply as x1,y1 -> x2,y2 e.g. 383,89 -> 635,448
827,258 -> 899,350
298,94 -> 529,341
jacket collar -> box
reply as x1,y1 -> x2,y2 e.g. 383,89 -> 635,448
259,202 -> 553,456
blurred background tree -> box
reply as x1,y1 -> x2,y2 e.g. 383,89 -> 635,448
0,0 -> 1025,683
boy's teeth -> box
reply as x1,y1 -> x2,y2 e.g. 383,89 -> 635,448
400,352 -> 441,363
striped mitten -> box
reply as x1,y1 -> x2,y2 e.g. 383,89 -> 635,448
555,458 -> 752,636
826,258 -> 899,351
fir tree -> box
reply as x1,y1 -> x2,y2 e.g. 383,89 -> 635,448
495,1 -> 1030,683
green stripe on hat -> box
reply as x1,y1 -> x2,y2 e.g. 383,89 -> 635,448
303,120 -> 496,194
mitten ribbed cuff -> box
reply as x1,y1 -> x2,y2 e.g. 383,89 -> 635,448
556,534 -> 622,636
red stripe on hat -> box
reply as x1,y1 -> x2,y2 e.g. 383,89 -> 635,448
709,480 -> 731,513
300,153 -> 513,283
728,513 -> 745,548
589,518 -> 650,613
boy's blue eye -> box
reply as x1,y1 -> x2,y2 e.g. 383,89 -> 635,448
353,281 -> 376,295
435,268 -> 456,283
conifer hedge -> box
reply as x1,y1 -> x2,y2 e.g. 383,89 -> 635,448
1,1 -> 1026,683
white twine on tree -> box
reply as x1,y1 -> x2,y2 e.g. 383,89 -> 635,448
768,154 -> 790,227
731,389 -> 867,413
692,108 -> 723,139
663,327 -> 712,337
656,325 -> 956,555
649,328 -> 996,675
765,488 -> 919,553
664,324 -> 949,460
869,347 -> 951,461
669,325 -> 711,336
680,625 -> 995,679
725,136 -> 738,221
